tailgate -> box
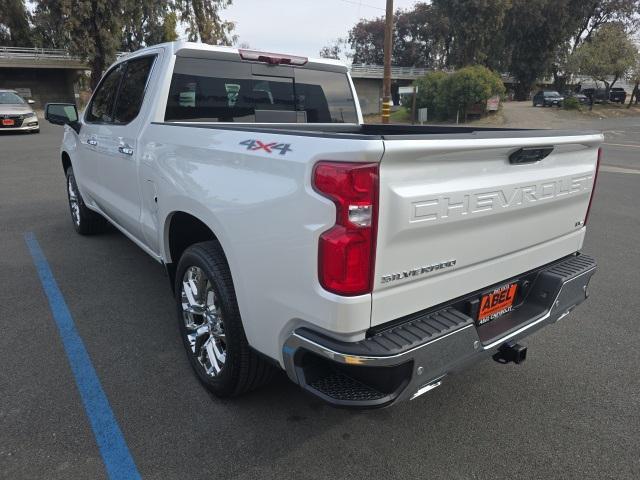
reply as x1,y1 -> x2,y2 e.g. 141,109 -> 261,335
371,131 -> 602,326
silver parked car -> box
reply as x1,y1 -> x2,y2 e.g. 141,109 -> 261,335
0,89 -> 39,133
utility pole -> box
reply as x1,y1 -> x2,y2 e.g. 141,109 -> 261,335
381,0 -> 393,124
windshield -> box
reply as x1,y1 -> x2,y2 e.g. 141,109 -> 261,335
544,91 -> 561,97
0,92 -> 26,104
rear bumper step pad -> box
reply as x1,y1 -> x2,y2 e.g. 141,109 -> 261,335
283,253 -> 597,408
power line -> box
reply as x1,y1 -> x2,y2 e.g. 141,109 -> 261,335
336,0 -> 386,12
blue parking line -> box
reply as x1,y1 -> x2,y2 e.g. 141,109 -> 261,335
24,232 -> 141,480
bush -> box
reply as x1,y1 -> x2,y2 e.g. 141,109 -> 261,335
563,96 -> 581,110
402,71 -> 449,119
408,66 -> 505,120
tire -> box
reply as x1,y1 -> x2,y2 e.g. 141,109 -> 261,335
175,241 -> 275,397
65,167 -> 107,235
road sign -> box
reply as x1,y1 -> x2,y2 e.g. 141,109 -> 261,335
418,108 -> 428,124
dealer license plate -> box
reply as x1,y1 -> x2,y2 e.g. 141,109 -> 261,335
477,283 -> 518,325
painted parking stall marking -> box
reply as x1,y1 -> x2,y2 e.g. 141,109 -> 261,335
24,232 -> 141,480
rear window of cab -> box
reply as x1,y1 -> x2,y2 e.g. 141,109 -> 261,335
165,57 -> 358,124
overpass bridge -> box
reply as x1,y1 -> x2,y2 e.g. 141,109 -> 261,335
0,47 -> 89,108
0,46 -> 88,69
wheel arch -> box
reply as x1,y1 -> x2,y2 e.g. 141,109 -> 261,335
163,210 -> 232,291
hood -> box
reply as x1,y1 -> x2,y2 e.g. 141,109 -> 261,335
0,104 -> 34,116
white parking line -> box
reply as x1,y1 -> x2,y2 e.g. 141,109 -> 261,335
603,142 -> 640,149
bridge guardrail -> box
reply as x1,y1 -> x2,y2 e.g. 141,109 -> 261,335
349,64 -> 430,78
0,46 -> 81,60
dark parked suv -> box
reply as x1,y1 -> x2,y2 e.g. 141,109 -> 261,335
581,88 -> 608,103
609,87 -> 627,103
532,90 -> 564,107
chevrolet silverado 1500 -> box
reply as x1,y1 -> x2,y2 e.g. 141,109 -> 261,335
45,42 -> 600,408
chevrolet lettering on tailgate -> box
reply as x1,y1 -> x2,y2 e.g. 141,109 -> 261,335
411,175 -> 593,223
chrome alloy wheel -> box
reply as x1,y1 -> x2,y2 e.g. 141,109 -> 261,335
67,175 -> 80,226
181,266 -> 226,377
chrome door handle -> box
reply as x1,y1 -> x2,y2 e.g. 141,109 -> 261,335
87,138 -> 98,146
118,146 -> 134,156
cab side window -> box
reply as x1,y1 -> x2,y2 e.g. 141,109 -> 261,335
114,56 -> 155,124
86,65 -> 124,123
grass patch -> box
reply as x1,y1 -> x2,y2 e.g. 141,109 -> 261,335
363,107 -> 412,124
390,108 -> 412,123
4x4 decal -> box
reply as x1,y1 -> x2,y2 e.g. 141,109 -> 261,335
240,139 -> 292,155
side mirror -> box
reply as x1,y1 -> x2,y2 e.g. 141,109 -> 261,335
45,103 -> 80,132
27,99 -> 36,105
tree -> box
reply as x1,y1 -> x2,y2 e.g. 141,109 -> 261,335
345,0 -> 638,97
162,11 -> 179,43
348,3 -> 452,68
121,0 -> 176,51
319,43 -> 340,60
569,0 -> 639,53
174,0 -> 235,45
503,0 -> 584,100
31,1 -> 124,87
28,0 -> 236,90
393,2 -> 450,68
0,0 -> 33,47
319,38 -> 349,60
31,0 -> 69,49
549,0 -> 639,90
569,23 -> 637,96
627,51 -> 640,107
349,15 -> 385,64
431,0 -> 511,69
40,0 -> 125,90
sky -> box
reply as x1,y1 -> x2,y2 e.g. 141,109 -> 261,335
224,0 -> 420,60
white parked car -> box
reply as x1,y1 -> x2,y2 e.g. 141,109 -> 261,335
0,89 -> 39,133
46,42 -> 600,408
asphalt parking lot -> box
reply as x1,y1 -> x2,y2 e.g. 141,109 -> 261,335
1,120 -> 639,480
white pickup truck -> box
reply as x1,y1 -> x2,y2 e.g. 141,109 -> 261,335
46,42 -> 600,408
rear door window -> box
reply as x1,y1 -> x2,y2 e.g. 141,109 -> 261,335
113,56 -> 155,124
165,57 -> 357,123
86,65 -> 125,123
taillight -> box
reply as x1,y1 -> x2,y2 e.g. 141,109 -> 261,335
584,147 -> 601,225
313,161 -> 379,296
